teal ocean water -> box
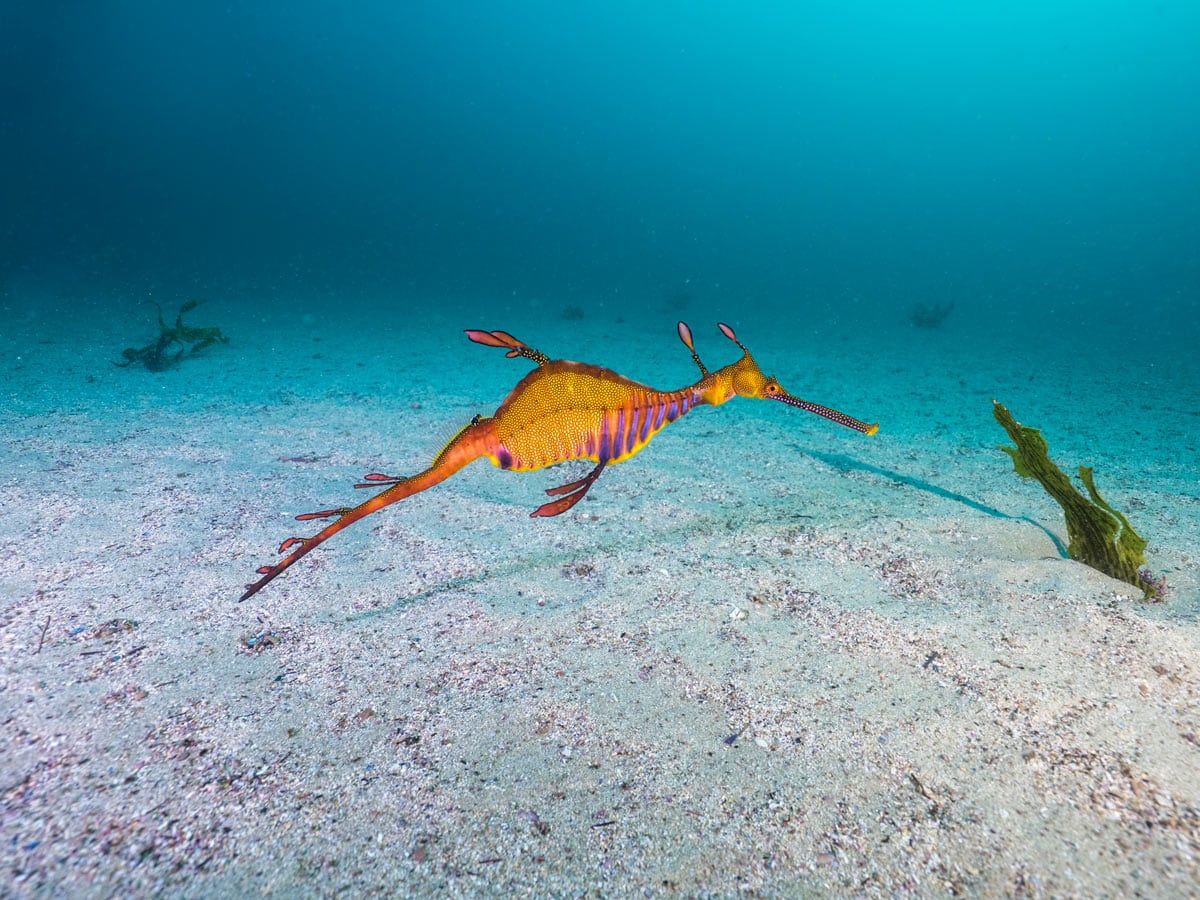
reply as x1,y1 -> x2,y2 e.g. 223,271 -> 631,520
5,3 -> 1198,336
4,4 -> 1200,895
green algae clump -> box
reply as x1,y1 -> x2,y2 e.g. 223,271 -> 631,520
993,400 -> 1159,599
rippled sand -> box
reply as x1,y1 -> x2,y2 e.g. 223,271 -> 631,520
4,302 -> 1198,896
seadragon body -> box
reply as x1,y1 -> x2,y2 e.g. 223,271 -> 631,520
240,322 -> 877,601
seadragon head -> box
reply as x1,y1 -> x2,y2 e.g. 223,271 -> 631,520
677,321 -> 879,435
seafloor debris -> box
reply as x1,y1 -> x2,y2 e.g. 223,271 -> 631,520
993,400 -> 1162,599
114,299 -> 228,371
910,299 -> 954,328
90,618 -> 139,639
239,628 -> 280,653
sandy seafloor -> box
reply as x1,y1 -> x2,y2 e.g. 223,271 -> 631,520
3,292 -> 1199,898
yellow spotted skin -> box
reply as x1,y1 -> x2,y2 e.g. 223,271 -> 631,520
239,322 -> 877,601
489,362 -> 702,471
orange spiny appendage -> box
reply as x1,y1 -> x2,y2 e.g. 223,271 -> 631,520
487,361 -> 704,472
239,418 -> 499,601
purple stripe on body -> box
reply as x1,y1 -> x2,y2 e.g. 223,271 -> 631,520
653,403 -> 666,430
626,409 -> 640,454
639,406 -> 653,442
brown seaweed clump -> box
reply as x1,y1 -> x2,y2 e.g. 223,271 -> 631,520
993,400 -> 1162,599
115,300 -> 228,371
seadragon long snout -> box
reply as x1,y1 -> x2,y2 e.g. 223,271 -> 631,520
772,391 -> 879,435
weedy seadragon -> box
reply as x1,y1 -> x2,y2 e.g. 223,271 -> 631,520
240,322 -> 877,600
